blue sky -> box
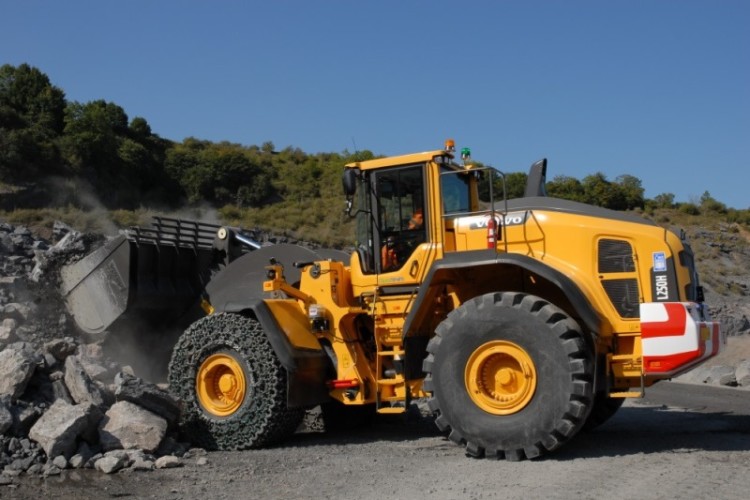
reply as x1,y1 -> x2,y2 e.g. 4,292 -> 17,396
2,1 -> 748,208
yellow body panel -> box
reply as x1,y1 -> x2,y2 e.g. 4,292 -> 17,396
448,209 -> 677,330
263,299 -> 321,351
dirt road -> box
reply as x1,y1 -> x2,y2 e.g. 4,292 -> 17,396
5,381 -> 749,500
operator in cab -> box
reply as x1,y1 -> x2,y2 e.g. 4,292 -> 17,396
381,235 -> 399,271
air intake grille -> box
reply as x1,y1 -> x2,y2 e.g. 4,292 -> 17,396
598,239 -> 635,273
602,279 -> 639,318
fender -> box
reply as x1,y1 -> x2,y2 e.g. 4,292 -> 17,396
223,298 -> 331,408
404,250 -> 603,338
204,243 -> 350,312
205,244 -> 322,310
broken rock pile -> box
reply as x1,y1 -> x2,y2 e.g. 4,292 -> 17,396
0,221 -> 193,481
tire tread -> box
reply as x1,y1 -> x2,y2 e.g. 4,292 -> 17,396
168,313 -> 304,450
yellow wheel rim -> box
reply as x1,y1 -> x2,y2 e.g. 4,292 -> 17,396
196,353 -> 247,417
465,340 -> 537,415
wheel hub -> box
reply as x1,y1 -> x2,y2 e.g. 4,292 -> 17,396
219,372 -> 237,393
496,367 -> 514,386
465,340 -> 537,415
196,353 -> 247,417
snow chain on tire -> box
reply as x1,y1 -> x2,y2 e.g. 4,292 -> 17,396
168,312 -> 304,450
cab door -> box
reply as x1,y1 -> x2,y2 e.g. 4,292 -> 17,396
371,164 -> 431,284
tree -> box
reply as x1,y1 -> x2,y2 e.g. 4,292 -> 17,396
60,99 -> 128,175
546,175 -> 585,202
652,193 -> 675,209
580,172 -> 632,210
129,116 -> 152,138
700,191 -> 727,214
504,172 -> 528,199
0,63 -> 65,134
60,100 -> 175,207
165,140 -> 275,207
0,64 -> 66,181
678,202 -> 700,215
615,174 -> 645,210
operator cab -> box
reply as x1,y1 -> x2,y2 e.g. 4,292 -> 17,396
343,140 -> 477,277
345,162 -> 428,274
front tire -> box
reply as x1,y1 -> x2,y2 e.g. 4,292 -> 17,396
423,292 -> 594,460
168,313 -> 304,450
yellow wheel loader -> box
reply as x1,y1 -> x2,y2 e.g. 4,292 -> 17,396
61,141 -> 723,460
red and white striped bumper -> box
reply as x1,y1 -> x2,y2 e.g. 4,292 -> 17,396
640,302 -> 724,377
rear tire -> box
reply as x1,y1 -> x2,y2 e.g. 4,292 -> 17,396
423,292 -> 593,460
168,313 -> 304,450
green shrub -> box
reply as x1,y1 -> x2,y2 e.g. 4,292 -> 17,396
678,203 -> 700,215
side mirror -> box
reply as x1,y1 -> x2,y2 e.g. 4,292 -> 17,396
342,169 -> 358,197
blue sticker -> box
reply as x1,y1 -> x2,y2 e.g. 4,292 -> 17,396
653,252 -> 667,272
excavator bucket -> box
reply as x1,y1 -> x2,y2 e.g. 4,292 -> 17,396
59,216 -> 350,338
60,235 -> 132,335
60,217 -> 226,336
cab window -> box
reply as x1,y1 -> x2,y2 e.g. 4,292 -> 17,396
440,166 -> 472,214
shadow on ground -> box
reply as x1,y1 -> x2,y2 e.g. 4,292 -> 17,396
283,401 -> 750,460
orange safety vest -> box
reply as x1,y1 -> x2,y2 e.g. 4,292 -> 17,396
381,244 -> 398,270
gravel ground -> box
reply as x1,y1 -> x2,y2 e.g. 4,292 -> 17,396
3,380 -> 749,500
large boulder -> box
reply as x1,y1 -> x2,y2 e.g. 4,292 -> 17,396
78,342 -> 119,383
43,337 -> 77,362
155,455 -> 182,469
1,303 -> 32,322
0,318 -> 17,345
98,401 -> 167,453
114,371 -> 180,426
735,360 -> 750,387
64,355 -> 106,407
0,343 -> 37,398
94,451 -> 130,474
28,400 -> 102,459
8,400 -> 43,436
705,365 -> 737,387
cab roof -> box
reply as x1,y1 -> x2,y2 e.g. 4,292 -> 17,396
345,149 -> 450,171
